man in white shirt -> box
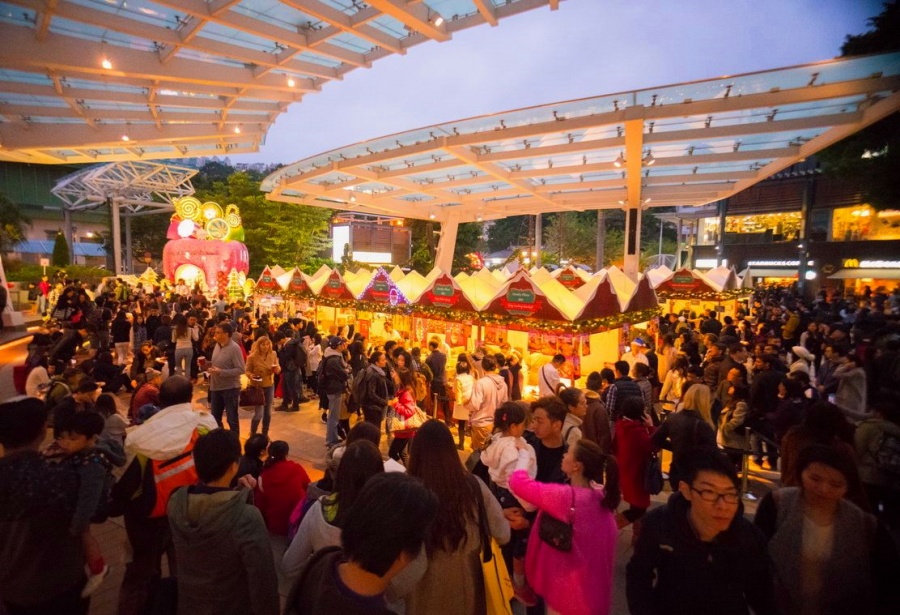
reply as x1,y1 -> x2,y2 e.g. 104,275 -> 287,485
538,354 -> 565,397
621,338 -> 650,372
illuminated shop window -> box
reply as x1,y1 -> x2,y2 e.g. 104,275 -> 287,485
831,206 -> 900,241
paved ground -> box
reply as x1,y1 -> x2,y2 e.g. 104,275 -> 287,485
0,326 -> 777,614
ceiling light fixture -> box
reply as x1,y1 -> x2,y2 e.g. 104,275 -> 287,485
121,134 -> 130,141
234,126 -> 241,134
287,77 -> 295,87
432,14 -> 444,26
101,57 -> 113,70
643,151 -> 655,166
613,152 -> 625,168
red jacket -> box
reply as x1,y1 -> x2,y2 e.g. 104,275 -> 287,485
254,460 -> 311,536
613,419 -> 656,509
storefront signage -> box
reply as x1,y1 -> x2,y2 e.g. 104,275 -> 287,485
747,260 -> 800,267
320,271 -> 352,299
256,266 -> 279,290
425,280 -> 459,308
500,284 -> 541,316
556,268 -> 585,289
288,271 -> 309,294
843,259 -> 900,269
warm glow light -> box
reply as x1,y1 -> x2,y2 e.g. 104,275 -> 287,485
177,219 -> 196,238
433,16 -> 444,26
101,58 -> 113,70
234,126 -> 241,134
121,135 -> 130,141
287,77 -> 296,87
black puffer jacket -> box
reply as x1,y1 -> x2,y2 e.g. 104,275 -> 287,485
626,492 -> 776,615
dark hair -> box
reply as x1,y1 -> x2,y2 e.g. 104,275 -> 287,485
620,396 -> 645,421
671,356 -> 689,375
60,410 -> 105,438
407,420 -> 479,555
266,440 -> 290,466
573,440 -> 621,510
339,473 -> 438,577
97,351 -> 114,365
346,421 -> 381,447
780,377 -> 805,400
193,429 -> 241,484
599,368 -> 615,385
396,367 -> 415,392
494,353 -> 506,368
614,360 -> 629,377
586,371 -> 602,392
871,391 -> 900,424
173,313 -> 188,339
94,393 -> 118,419
687,365 -> 705,379
730,384 -> 749,402
159,375 -> 193,407
559,387 -> 584,409
216,322 -> 234,336
0,397 -> 49,448
493,401 -> 527,432
369,350 -> 385,365
531,395 -> 567,424
797,444 -> 862,495
243,434 -> 270,459
481,354 -> 497,372
681,449 -> 740,491
633,363 -> 650,379
728,343 -> 745,355
332,440 -> 385,529
551,354 -> 565,365
455,360 -> 470,375
428,340 -> 439,350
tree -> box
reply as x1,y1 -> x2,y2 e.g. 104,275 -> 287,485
452,222 -> 485,272
194,171 -> 333,277
818,1 -> 899,210
51,231 -> 70,267
0,192 -> 31,254
486,215 -> 529,253
128,212 -> 169,265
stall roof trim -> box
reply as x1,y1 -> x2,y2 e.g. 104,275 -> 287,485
263,51 -> 900,222
0,0 -> 560,164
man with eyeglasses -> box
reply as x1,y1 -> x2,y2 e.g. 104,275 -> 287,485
626,450 -> 776,615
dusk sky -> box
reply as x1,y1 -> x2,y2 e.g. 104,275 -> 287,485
232,0 -> 883,166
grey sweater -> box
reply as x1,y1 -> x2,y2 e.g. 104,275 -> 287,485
210,340 -> 246,391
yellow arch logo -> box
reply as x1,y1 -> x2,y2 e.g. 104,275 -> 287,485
842,258 -> 859,268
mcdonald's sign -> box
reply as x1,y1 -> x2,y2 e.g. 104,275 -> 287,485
842,258 -> 860,268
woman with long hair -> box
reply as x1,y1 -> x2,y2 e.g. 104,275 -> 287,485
171,313 -> 198,379
659,356 -> 689,411
405,420 -> 510,615
282,440 -> 384,584
131,314 -> 148,354
245,335 -> 280,437
651,384 -> 717,490
754,445 -> 899,614
509,439 -> 621,615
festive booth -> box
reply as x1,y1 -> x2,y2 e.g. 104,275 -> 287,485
652,266 -> 744,320
413,271 -> 479,356
552,265 -> 589,290
353,267 -> 413,343
163,197 -> 249,293
315,269 -> 358,334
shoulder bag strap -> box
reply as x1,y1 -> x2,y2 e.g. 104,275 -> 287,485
471,476 -> 491,562
541,365 -> 553,392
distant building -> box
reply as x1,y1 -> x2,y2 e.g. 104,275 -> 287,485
331,214 -> 411,266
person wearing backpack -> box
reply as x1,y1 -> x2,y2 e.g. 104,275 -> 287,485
319,337 -> 351,448
855,393 -> 900,527
110,376 -> 218,615
359,351 -> 395,427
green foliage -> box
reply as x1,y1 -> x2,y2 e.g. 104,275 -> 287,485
0,192 -> 31,254
818,1 -> 900,210
51,232 -> 70,267
194,171 -> 333,277
127,213 -> 170,262
840,1 -> 899,56
4,261 -> 112,284
452,222 -> 485,272
486,215 -> 529,252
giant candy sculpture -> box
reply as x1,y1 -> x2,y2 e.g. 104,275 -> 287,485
162,197 -> 250,293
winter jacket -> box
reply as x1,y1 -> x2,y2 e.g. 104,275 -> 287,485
855,418 -> 900,488
626,492 -> 777,615
582,391 -> 612,453
650,409 -> 717,480
834,363 -> 868,420
320,348 -> 350,395
167,486 -> 279,615
613,418 -> 655,509
718,400 -> 749,450
285,547 -> 393,615
481,433 -> 536,496
254,460 -> 310,537
361,364 -> 391,414
469,373 -> 508,426
245,349 -> 278,388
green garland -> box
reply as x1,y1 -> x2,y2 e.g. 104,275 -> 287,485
656,289 -> 747,301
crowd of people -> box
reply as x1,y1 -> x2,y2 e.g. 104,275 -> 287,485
2,278 -> 900,615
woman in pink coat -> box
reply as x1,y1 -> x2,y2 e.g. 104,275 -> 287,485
509,439 -> 620,615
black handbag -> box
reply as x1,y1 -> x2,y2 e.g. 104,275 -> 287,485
239,385 -> 265,407
537,487 -> 575,552
644,451 -> 664,495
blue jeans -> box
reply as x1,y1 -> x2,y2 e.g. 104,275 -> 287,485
251,385 -> 275,436
326,392 -> 343,447
174,347 -> 192,378
281,369 -> 299,406
210,388 -> 240,437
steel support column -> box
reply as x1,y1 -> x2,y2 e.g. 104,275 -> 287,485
434,213 -> 460,272
596,210 -> 606,270
535,213 -> 543,268
124,216 -> 133,274
111,198 -> 122,274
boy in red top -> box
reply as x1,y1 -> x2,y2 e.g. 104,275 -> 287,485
254,441 -> 311,536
